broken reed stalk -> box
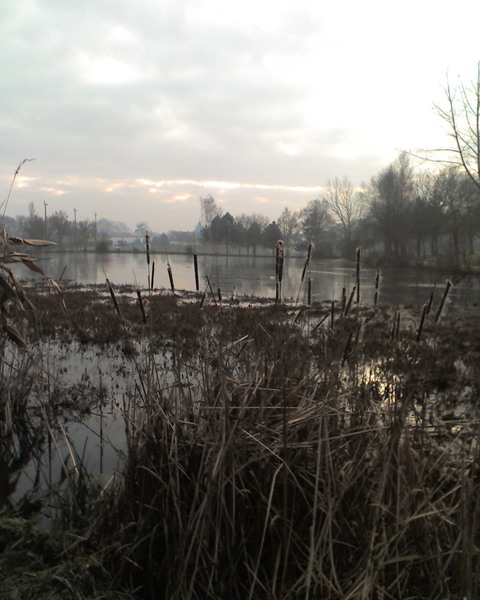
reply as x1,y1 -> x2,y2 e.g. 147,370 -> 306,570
136,289 -> 147,323
205,276 -> 218,306
391,311 -> 401,341
167,262 -> 175,293
151,261 -> 155,290
193,254 -> 200,292
417,303 -> 428,342
145,234 -> 151,290
426,283 -> 436,315
312,310 -> 330,332
341,286 -> 346,312
296,241 -> 313,304
355,247 -> 361,304
293,308 -> 305,324
106,278 -> 121,316
390,312 -> 396,340
435,279 -> 451,323
344,286 -> 356,316
342,331 -> 353,366
275,240 -> 284,302
307,277 -> 312,305
374,270 -> 380,306
330,301 -> 335,329
59,264 -> 68,283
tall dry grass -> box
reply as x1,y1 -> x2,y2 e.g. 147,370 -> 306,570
87,302 -> 480,600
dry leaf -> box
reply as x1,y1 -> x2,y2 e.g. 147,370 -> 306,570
3,323 -> 27,349
22,259 -> 45,276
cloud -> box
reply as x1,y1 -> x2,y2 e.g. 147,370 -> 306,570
2,0 -> 480,233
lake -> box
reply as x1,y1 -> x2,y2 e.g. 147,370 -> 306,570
29,250 -> 480,310
9,250 -> 480,517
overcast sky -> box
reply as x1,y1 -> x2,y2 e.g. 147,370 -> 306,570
2,0 -> 480,232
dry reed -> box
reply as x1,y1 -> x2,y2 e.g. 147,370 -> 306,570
83,299 -> 480,600
2,282 -> 480,600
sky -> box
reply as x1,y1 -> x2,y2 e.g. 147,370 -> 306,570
1,0 -> 480,233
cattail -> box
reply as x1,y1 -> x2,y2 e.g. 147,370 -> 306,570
374,270 -> 380,306
167,262 -> 175,293
426,283 -> 436,315
145,234 -> 151,290
355,247 -> 361,304
435,279 -> 452,323
276,240 -> 284,280
417,303 -> 428,342
275,240 -> 284,302
297,241 -> 313,304
330,301 -> 335,329
136,289 -> 147,323
145,234 -> 151,265
151,261 -> 155,290
193,254 -> 199,292
307,277 -> 312,305
107,278 -> 120,316
301,241 -> 313,283
344,286 -> 356,316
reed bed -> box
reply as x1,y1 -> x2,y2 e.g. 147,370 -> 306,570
1,286 -> 480,599
79,294 -> 480,598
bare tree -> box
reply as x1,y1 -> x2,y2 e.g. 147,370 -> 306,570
277,207 -> 302,255
236,213 -> 269,229
369,153 -> 414,260
432,64 -> 480,190
301,199 -> 334,256
322,177 -> 363,257
200,195 -> 223,228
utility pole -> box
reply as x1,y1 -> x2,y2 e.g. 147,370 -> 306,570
43,201 -> 48,238
74,207 -> 77,250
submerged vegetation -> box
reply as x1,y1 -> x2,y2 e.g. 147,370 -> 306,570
1,282 -> 480,599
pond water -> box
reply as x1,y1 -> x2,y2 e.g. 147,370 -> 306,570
8,250 -> 480,516
28,250 -> 480,309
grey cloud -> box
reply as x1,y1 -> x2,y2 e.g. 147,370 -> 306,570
2,0 -> 436,232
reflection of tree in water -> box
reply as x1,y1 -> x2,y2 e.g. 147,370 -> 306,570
203,254 -> 278,298
31,252 -> 480,309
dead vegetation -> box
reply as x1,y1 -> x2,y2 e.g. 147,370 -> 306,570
0,283 -> 479,599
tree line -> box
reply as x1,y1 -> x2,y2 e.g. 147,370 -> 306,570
8,155 -> 480,268
200,157 -> 480,268
2,204 -> 132,251
201,65 -> 480,267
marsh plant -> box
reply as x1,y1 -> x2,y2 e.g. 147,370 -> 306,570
48,297 -> 477,600
1,279 -> 480,599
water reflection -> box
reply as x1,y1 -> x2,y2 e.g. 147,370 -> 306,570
29,251 -> 480,309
